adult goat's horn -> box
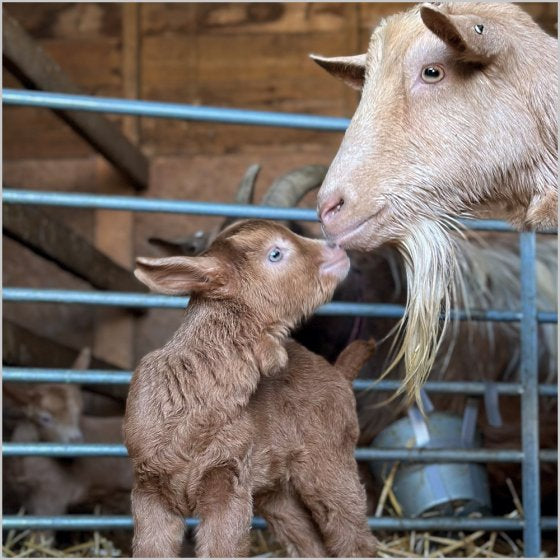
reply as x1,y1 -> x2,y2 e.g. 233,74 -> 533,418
221,164 -> 261,230
148,164 -> 262,256
234,164 -> 260,205
260,165 -> 327,207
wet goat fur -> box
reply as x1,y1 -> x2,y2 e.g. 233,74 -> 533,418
125,220 -> 378,557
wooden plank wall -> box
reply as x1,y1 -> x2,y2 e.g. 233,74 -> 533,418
3,2 -> 557,366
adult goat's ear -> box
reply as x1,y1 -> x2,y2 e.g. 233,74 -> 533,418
310,53 -> 367,90
134,256 -> 226,295
420,5 -> 505,63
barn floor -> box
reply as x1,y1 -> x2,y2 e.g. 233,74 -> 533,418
3,524 -> 554,558
3,479 -> 557,559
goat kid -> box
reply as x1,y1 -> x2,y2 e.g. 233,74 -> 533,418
5,363 -> 132,543
125,219 -> 377,557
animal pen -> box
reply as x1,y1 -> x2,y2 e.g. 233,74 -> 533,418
2,3 -> 558,559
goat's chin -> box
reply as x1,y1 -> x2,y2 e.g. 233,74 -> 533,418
335,213 -> 405,251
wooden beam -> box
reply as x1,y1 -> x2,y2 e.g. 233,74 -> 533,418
93,161 -> 137,370
122,3 -> 141,144
91,5 -> 141,371
3,203 -> 145,293
2,9 -> 149,190
3,320 -> 116,370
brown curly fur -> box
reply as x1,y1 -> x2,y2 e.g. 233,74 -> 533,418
125,220 -> 378,557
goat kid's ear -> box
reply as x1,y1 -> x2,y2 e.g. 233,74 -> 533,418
420,6 -> 504,63
71,347 -> 91,370
310,53 -> 367,91
134,256 -> 226,295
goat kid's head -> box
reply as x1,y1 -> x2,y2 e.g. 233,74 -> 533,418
7,384 -> 84,443
314,2 -> 556,249
135,220 -> 349,328
6,348 -> 89,443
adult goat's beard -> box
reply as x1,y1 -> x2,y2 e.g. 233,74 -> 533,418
382,218 -> 469,408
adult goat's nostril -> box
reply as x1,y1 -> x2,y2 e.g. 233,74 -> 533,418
320,197 -> 344,223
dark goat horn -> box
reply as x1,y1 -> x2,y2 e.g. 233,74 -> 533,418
234,164 -> 260,205
220,164 -> 261,230
260,165 -> 327,207
147,165 -> 261,257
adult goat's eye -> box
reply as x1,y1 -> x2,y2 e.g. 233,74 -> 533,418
268,248 -> 283,262
421,64 -> 445,84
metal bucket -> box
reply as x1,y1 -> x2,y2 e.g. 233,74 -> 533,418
370,399 -> 491,518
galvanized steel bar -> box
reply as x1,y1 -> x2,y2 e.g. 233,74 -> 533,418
519,232 -> 541,556
3,287 -> 557,323
3,89 -> 350,131
354,448 -> 557,463
3,443 -> 128,457
3,368 -> 558,397
353,378 -> 558,396
2,368 -> 134,384
3,188 -> 317,221
4,188 -> 545,234
3,442 -> 557,463
2,515 -> 557,532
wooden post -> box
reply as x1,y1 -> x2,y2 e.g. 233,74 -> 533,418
93,5 -> 142,370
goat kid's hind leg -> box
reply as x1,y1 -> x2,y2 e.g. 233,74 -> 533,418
194,466 -> 253,557
131,486 -> 185,558
255,488 -> 327,558
293,457 -> 378,557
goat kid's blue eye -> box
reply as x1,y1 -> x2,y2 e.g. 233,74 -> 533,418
268,248 -> 283,262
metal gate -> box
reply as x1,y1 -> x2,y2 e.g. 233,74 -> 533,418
2,88 -> 558,557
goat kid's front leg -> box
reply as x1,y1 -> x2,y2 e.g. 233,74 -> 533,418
131,486 -> 185,558
194,466 -> 253,557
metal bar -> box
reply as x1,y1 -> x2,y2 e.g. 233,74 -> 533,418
354,448 -> 557,463
519,232 -> 542,555
1,515 -> 556,532
3,287 -> 556,323
3,368 -> 558,397
3,88 -> 350,132
2,30 -> 148,189
3,368 -> 133,385
353,379 -> 558,396
3,442 -> 557,463
5,188 -> 555,235
3,188 -> 316,221
3,443 -> 128,457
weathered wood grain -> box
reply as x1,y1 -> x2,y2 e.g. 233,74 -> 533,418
3,319 -> 116,370
3,203 -> 143,293
3,9 -> 149,189
3,320 -> 128,403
